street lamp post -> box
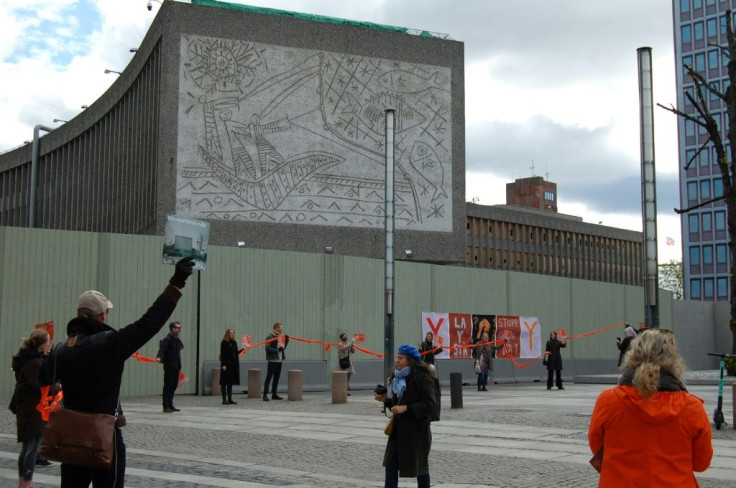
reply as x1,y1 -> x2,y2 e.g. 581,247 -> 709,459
29,125 -> 53,227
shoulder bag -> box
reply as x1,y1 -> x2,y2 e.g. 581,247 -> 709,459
383,397 -> 402,435
339,354 -> 350,369
39,352 -> 117,469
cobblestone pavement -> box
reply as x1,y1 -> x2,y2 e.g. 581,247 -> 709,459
0,382 -> 734,487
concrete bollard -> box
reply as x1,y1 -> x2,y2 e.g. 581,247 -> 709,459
248,369 -> 262,399
450,372 -> 463,409
288,370 -> 303,401
332,371 -> 348,404
211,368 -> 221,396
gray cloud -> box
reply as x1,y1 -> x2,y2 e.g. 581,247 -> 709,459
466,116 -> 680,217
379,0 -> 672,86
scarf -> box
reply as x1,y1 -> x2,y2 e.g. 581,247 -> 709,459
618,370 -> 687,392
389,366 -> 411,399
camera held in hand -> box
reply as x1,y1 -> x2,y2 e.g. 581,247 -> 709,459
374,384 -> 387,396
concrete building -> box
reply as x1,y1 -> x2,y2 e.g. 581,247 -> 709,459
466,203 -> 642,285
0,0 -> 466,264
673,0 -> 731,300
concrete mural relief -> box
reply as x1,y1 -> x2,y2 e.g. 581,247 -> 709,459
176,34 -> 453,231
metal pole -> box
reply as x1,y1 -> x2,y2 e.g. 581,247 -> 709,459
384,110 -> 396,383
195,269 -> 201,395
637,47 -> 659,328
29,124 -> 53,227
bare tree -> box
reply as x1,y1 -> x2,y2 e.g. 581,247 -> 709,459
658,11 -> 736,354
658,260 -> 683,300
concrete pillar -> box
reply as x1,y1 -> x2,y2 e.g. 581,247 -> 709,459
450,372 -> 463,409
332,371 -> 348,404
248,369 -> 262,399
211,368 -> 221,396
288,370 -> 303,401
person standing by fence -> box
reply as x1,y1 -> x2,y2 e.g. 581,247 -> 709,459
220,328 -> 243,405
11,329 -> 51,488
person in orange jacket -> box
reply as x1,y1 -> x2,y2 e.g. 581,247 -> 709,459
588,329 -> 712,487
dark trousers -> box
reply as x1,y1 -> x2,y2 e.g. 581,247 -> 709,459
162,368 -> 179,407
547,367 -> 562,388
18,434 -> 42,481
384,449 -> 430,488
61,428 -> 126,488
264,361 -> 283,396
477,371 -> 488,387
221,384 -> 233,402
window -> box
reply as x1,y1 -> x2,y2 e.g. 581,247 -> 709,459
708,50 -> 719,70
706,0 -> 715,6
717,277 -> 728,298
700,150 -> 709,167
703,245 -> 713,264
693,0 -> 702,8
714,177 -> 723,197
690,246 -> 701,265
683,56 -> 693,74
685,149 -> 696,167
544,191 -> 555,201
722,15 -> 728,35
700,180 -> 711,199
707,18 -> 717,38
686,119 -> 696,136
682,24 -> 692,43
716,243 -> 727,264
681,0 -> 690,11
702,212 -> 712,231
688,181 -> 698,200
704,278 -> 714,299
694,22 -> 704,41
710,81 -> 720,102
689,214 -> 699,233
691,279 -> 702,299
695,52 -> 706,71
715,211 -> 726,230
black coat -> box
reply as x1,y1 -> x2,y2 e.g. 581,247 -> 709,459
158,332 -> 183,371
219,339 -> 242,385
545,339 -> 566,371
40,285 -> 181,416
382,367 -> 436,478
418,340 -> 442,365
12,348 -> 45,442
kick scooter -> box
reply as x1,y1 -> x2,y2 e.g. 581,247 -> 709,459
707,352 -> 733,430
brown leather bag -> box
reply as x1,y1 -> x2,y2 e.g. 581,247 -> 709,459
40,408 -> 116,468
39,352 -> 117,468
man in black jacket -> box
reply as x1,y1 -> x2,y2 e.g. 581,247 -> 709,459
40,256 -> 194,488
157,321 -> 184,412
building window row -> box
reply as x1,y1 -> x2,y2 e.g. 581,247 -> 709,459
690,276 -> 728,300
465,217 -> 642,285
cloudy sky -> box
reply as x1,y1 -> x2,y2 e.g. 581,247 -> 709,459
0,0 -> 681,261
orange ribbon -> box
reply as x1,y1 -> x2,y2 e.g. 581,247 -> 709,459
36,385 -> 63,421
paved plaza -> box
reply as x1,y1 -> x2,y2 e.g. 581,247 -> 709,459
1,379 -> 735,487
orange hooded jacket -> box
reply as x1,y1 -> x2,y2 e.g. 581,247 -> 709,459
589,385 -> 712,487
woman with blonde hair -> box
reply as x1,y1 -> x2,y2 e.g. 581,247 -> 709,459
11,329 -> 51,488
588,329 -> 712,487
219,328 -> 244,405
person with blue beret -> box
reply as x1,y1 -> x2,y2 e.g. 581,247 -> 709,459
374,344 -> 437,488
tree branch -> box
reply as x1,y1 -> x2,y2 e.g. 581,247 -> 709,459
675,195 -> 727,214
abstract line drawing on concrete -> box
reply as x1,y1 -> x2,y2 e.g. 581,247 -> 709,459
177,34 -> 453,231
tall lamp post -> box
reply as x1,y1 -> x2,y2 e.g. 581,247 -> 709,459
638,47 -> 659,328
29,124 -> 52,227
383,110 -> 396,382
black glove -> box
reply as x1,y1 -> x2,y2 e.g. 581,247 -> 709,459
170,256 -> 195,288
